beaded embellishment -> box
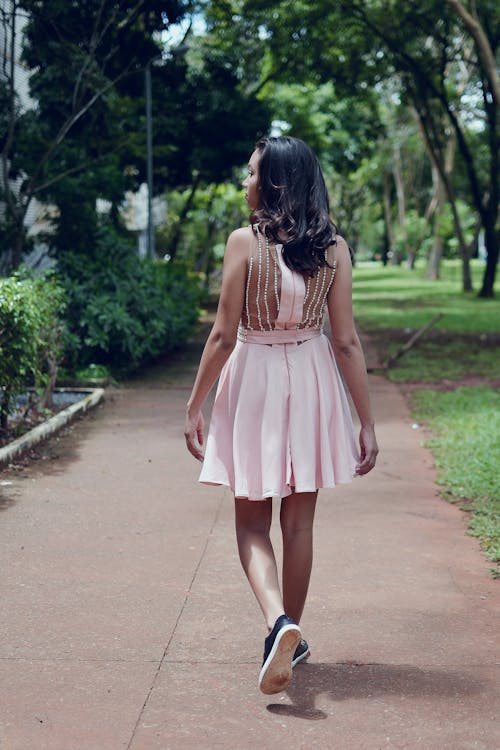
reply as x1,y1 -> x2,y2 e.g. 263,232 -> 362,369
242,225 -> 337,333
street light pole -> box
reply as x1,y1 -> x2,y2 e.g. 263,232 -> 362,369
144,46 -> 189,259
145,60 -> 155,259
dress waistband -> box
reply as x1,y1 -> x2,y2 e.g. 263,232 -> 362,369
237,327 -> 322,345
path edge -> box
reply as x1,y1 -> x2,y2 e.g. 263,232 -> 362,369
0,388 -> 105,470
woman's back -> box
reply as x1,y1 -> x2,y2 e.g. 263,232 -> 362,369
240,226 -> 338,335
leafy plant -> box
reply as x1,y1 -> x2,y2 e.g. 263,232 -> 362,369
58,225 -> 202,372
0,272 -> 66,430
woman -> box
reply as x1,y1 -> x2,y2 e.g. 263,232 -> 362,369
185,136 -> 378,695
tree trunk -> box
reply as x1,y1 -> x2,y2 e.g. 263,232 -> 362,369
478,214 -> 499,297
382,171 -> 393,265
11,220 -> 26,271
412,103 -> 472,290
0,388 -> 11,432
427,235 -> 443,280
446,0 -> 500,107
406,250 -> 417,270
426,162 -> 447,279
168,174 -> 200,261
479,77 -> 499,297
391,143 -> 405,265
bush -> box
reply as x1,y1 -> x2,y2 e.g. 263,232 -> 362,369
0,272 -> 66,430
58,226 -> 202,372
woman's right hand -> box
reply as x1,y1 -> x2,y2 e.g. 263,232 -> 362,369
184,410 -> 205,461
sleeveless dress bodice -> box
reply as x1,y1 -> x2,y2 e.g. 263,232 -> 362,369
238,226 -> 337,344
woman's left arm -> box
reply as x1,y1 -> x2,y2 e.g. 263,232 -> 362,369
184,228 -> 249,460
327,238 -> 379,475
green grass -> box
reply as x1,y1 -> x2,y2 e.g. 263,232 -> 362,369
352,261 -> 499,575
353,259 -> 499,335
410,387 -> 500,575
382,338 -> 498,382
352,260 -> 499,382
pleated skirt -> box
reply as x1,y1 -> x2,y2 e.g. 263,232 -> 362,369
199,333 -> 359,500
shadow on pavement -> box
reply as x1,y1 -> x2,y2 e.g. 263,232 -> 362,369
266,661 -> 485,720
0,489 -> 16,512
0,403 -> 107,503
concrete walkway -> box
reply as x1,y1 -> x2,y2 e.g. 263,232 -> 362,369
0,340 -> 498,750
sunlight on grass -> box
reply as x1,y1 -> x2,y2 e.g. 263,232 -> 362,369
352,260 -> 499,382
384,340 -> 498,382
353,260 -> 499,334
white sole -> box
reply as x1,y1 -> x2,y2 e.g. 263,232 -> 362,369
258,624 -> 301,695
292,647 -> 310,668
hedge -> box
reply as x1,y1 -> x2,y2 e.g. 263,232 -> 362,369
0,273 -> 66,430
58,227 -> 202,372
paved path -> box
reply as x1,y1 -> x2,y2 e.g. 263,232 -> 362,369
0,340 -> 498,750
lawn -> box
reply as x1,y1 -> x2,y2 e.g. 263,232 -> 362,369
352,259 -> 499,382
352,259 -> 499,575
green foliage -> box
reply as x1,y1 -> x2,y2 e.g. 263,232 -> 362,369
393,209 -> 431,262
150,50 -> 269,187
156,182 -> 247,281
58,225 -> 202,372
410,387 -> 500,571
73,364 -> 111,382
0,273 -> 66,428
1,1 -> 190,267
436,200 -> 477,258
202,0 -> 499,292
1,1 -> 270,269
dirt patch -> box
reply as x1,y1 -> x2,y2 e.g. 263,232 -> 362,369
0,402 -> 69,450
397,375 -> 500,395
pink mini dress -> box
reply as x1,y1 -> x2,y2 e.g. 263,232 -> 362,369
199,226 -> 359,500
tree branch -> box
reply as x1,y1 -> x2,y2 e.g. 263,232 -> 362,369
1,0 -> 19,218
22,64 -> 135,208
71,0 -> 109,113
31,138 -> 130,195
348,1 -> 486,222
446,0 -> 500,107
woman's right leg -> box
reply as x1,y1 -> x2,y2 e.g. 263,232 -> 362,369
234,497 -> 284,631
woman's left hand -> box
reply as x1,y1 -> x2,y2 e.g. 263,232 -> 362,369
356,424 -> 378,475
184,410 -> 205,461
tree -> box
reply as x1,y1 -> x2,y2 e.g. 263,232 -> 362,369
203,0 -> 499,294
445,0 -> 500,296
332,0 -> 499,294
0,0 -> 188,270
0,1 -> 271,268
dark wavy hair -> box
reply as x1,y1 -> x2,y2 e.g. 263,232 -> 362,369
250,136 -> 337,275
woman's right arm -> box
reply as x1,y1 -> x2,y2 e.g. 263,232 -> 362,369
327,237 -> 378,475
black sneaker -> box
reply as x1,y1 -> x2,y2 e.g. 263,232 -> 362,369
258,614 -> 301,695
292,638 -> 310,667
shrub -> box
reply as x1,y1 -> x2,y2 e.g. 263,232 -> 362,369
0,272 -> 66,430
58,226 -> 202,372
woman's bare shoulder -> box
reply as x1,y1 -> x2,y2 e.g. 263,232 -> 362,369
226,226 -> 255,255
227,225 -> 255,246
331,234 -> 352,263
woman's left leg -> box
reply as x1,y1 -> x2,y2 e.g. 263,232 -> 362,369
280,490 -> 318,624
234,497 -> 284,631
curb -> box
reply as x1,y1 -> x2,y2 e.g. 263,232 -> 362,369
0,388 -> 105,470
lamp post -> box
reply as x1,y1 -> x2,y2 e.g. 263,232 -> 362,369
145,59 -> 155,259
144,45 -> 189,260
